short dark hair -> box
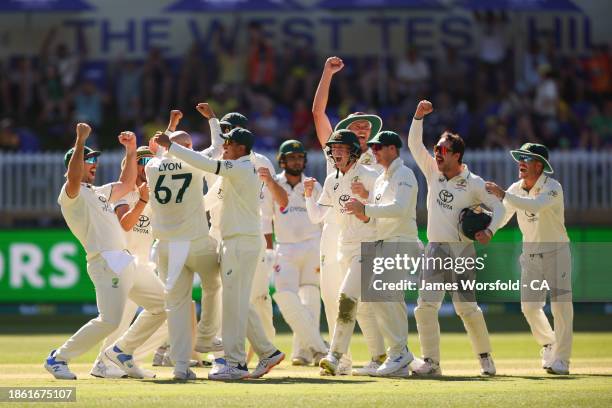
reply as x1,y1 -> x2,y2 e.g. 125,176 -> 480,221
441,131 -> 465,163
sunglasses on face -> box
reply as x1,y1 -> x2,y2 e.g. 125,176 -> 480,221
84,156 -> 98,164
433,145 -> 453,156
221,125 -> 233,133
137,156 -> 152,166
516,155 -> 535,163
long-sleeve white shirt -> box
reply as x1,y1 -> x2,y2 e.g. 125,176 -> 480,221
407,118 -> 505,242
167,143 -> 261,239
501,174 -> 569,254
364,157 -> 419,241
306,162 -> 378,246
262,171 -> 322,244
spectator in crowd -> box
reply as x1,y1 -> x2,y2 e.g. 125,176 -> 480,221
72,80 -> 106,128
212,26 -> 245,89
9,56 -> 38,121
437,46 -> 468,101
247,22 -> 276,95
0,61 -> 11,117
142,48 -> 173,119
111,58 -> 142,128
40,26 -> 85,90
0,118 -> 40,152
39,65 -> 68,122
584,44 -> 612,102
392,46 -> 430,101
177,42 -> 208,112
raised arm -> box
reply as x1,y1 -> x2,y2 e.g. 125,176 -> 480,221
109,131 -> 138,202
114,182 -> 149,231
312,57 -> 344,147
196,102 -> 224,156
408,100 -> 438,178
64,123 -> 91,198
258,168 -> 288,208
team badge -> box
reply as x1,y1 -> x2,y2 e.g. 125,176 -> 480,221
111,277 -> 119,288
224,161 -> 233,169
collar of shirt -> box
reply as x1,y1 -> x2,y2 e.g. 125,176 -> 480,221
521,173 -> 547,195
438,163 -> 470,182
384,157 -> 403,180
359,149 -> 376,165
278,171 -> 304,189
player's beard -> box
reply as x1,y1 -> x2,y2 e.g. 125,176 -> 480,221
285,167 -> 303,176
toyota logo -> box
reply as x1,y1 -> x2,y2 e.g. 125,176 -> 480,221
136,215 -> 150,228
339,194 -> 351,207
438,189 -> 454,203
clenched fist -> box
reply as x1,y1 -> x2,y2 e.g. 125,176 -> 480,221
76,123 -> 91,141
303,177 -> 316,198
138,182 -> 149,201
351,181 -> 368,199
325,56 -> 344,74
415,100 -> 433,119
196,103 -> 215,119
258,167 -> 274,185
118,131 -> 136,151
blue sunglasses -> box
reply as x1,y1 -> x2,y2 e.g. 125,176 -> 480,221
84,156 -> 98,164
516,154 -> 535,162
138,156 -> 152,166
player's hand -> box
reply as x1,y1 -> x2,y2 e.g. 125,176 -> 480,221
351,181 -> 368,199
345,198 -> 365,216
149,132 -> 161,154
153,132 -> 171,149
138,181 -> 149,201
415,100 -> 433,119
303,177 -> 315,198
475,229 -> 492,245
196,103 -> 215,119
118,131 -> 136,151
76,123 -> 91,142
258,167 -> 274,185
485,182 -> 505,200
325,56 -> 344,74
167,109 -> 183,131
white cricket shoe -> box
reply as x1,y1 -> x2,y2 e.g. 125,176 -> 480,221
479,354 -> 496,376
547,359 -> 570,375
250,350 -> 285,379
90,358 -> 127,379
412,357 -> 442,376
194,337 -> 224,354
152,345 -> 169,366
291,356 -> 311,366
208,360 -> 250,380
376,348 -> 414,377
319,353 -> 340,376
312,351 -> 327,366
173,368 -> 197,381
44,350 -> 76,380
104,345 -> 145,379
541,344 -> 554,369
319,355 -> 351,376
352,355 -> 385,376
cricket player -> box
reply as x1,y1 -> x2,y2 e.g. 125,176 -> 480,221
203,109 -> 278,352
408,100 -> 505,376
145,110 -> 220,380
261,140 -> 328,366
45,124 -> 166,380
304,129 -> 380,376
345,131 -> 420,377
485,143 -> 573,375
90,146 -> 168,379
312,56 -> 387,375
153,127 -> 284,380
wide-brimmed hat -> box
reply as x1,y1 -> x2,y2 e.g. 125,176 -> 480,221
334,112 -> 382,141
510,143 -> 553,174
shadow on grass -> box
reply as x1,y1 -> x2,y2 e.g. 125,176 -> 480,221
146,377 -> 374,385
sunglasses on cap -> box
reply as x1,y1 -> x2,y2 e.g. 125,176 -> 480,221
433,144 -> 453,156
220,124 -> 233,133
137,156 -> 152,166
370,144 -> 387,151
84,156 -> 98,164
515,154 -> 535,163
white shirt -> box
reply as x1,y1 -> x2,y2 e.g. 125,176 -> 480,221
408,118 -> 506,242
114,190 -> 154,263
168,144 -> 261,239
307,162 -> 378,245
502,174 -> 569,254
262,171 -> 322,244
364,157 -> 419,241
145,153 -> 209,241
58,182 -> 127,257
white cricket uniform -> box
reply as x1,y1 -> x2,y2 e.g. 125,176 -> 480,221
166,143 -> 276,366
502,174 -> 572,362
204,118 -> 276,343
306,161 -> 380,355
145,153 -> 220,372
262,172 -> 326,359
408,117 -> 506,362
98,190 -> 169,364
55,182 -> 166,362
363,157 -> 421,355
319,150 -> 386,359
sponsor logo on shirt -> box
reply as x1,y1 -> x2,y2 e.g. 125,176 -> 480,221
455,178 -> 467,190
525,211 -> 538,222
436,189 -> 454,209
279,206 -> 306,214
98,196 -> 113,213
339,194 -> 351,212
133,214 -> 151,234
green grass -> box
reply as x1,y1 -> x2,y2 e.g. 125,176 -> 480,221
1,332 -> 611,407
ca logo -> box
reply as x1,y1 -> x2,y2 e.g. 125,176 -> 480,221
438,189 -> 454,203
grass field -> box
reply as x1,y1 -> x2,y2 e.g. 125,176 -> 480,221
1,332 -> 611,407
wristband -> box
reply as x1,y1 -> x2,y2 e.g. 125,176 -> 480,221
139,198 -> 148,205
414,116 -> 423,120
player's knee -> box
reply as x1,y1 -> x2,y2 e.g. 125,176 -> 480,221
338,293 -> 357,324
520,302 -> 542,316
454,303 -> 481,319
95,314 -> 121,333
